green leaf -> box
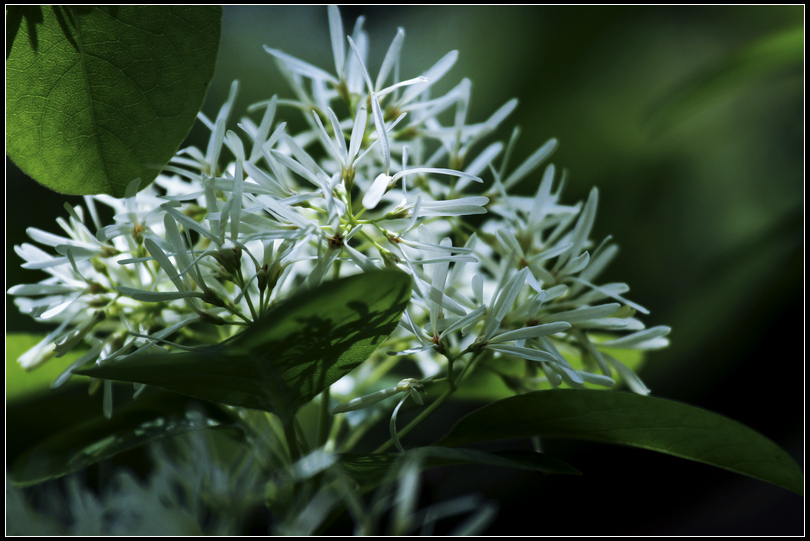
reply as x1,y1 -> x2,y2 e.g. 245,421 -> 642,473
77,270 -> 413,421
648,24 -> 803,130
455,343 -> 645,401
6,6 -> 222,196
339,446 -> 580,489
10,392 -> 240,487
438,390 -> 803,496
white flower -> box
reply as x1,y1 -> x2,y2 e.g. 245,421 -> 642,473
10,5 -> 669,417
362,173 -> 393,210
333,378 -> 425,453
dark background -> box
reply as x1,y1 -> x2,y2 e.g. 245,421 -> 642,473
7,6 -> 804,535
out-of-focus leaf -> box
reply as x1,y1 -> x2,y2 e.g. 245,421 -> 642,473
339,446 -> 579,489
648,24 -> 803,129
10,392 -> 241,487
78,270 -> 412,422
6,6 -> 222,196
439,389 -> 803,496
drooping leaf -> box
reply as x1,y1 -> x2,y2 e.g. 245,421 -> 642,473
10,392 -> 240,487
77,270 -> 412,421
438,389 -> 803,496
6,6 -> 222,196
339,446 -> 579,489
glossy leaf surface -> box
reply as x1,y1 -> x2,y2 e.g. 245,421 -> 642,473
439,389 -> 803,495
6,6 -> 221,196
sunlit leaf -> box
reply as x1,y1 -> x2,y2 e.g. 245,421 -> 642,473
455,345 -> 645,401
439,389 -> 803,495
6,333 -> 88,403
6,6 -> 222,196
77,270 -> 412,421
10,392 -> 240,487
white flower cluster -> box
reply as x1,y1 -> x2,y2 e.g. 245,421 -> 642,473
10,7 -> 669,416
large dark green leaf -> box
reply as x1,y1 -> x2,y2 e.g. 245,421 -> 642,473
10,392 -> 240,487
438,390 -> 803,496
78,270 -> 412,421
339,446 -> 579,489
6,6 -> 221,196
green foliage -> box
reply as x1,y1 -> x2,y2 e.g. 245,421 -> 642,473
10,392 -> 240,487
78,270 -> 412,422
339,447 -> 580,489
5,6 -> 221,196
455,343 -> 646,401
6,333 -> 87,402
439,389 -> 804,495
648,24 -> 804,129
6,5 -> 802,534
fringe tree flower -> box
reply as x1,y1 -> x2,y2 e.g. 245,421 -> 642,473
11,6 -> 669,432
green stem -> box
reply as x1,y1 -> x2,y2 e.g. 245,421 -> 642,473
294,416 -> 311,456
238,268 -> 259,321
326,409 -> 344,452
337,409 -> 383,453
283,419 -> 301,462
317,387 -> 331,448
372,350 -> 488,454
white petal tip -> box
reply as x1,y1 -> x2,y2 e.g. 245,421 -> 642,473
362,173 -> 392,210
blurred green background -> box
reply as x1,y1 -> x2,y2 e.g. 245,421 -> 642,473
6,6 -> 803,535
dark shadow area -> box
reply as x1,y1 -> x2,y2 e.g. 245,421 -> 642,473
6,5 -> 43,58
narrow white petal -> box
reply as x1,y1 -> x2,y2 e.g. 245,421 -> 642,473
327,5 -> 345,76
605,353 -> 651,395
568,276 -> 649,315
363,173 -> 392,210
503,138 -> 558,189
376,27 -> 405,91
484,343 -> 557,363
311,109 -> 345,167
399,50 -> 458,105
376,76 -> 429,99
542,303 -> 621,323
488,322 -> 571,343
8,283 -> 79,296
348,106 -> 368,163
392,167 -> 482,184
333,387 -> 402,413
370,92 -> 390,172
419,197 -> 489,217
264,46 -> 339,85
599,326 -> 672,349
116,286 -> 204,302
326,107 -> 348,163
143,238 -> 184,292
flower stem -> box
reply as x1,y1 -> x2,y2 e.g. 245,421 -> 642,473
284,419 -> 301,462
372,350 -> 487,453
317,387 -> 331,448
